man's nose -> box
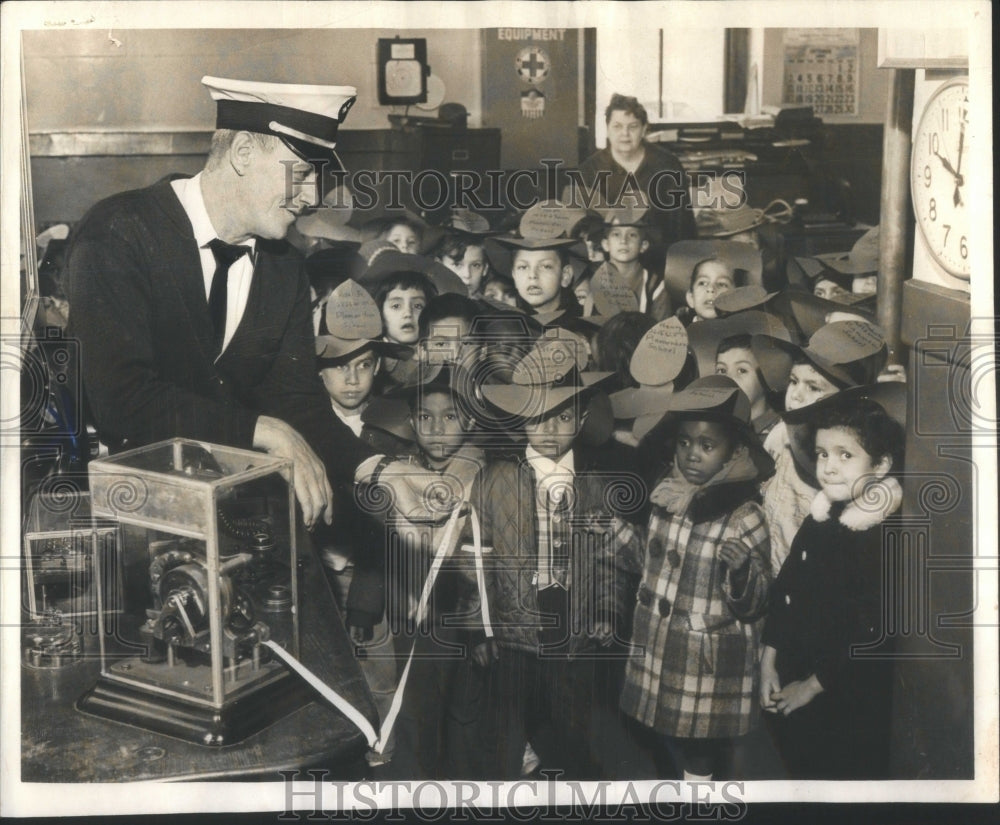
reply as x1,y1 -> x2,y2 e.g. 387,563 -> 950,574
345,368 -> 359,385
295,178 -> 320,210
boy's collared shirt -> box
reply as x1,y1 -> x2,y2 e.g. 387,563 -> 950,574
172,173 -> 256,356
637,268 -> 664,314
525,446 -> 575,590
331,400 -> 366,438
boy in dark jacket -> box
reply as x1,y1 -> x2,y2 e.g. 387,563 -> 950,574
468,338 -> 624,778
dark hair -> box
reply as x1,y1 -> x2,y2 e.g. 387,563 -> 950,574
481,271 -> 516,298
431,230 -> 485,264
378,217 -> 424,241
407,384 -> 457,415
689,257 -> 738,289
373,271 -> 437,310
573,214 -> 607,246
716,333 -> 753,358
605,93 -> 648,126
417,293 -> 481,340
592,311 -> 656,387
603,223 -> 648,245
511,245 -> 571,268
811,397 -> 905,474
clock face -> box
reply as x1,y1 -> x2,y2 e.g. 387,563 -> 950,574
910,77 -> 970,279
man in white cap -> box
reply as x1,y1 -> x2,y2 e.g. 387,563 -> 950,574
65,76 -> 436,527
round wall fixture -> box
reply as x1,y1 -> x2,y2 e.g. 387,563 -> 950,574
415,74 -> 446,111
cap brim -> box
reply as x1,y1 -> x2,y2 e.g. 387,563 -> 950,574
481,371 -> 613,419
782,381 -> 906,428
787,291 -> 877,338
662,239 -> 763,308
687,310 -> 793,378
712,285 -> 779,316
361,396 -> 417,442
812,250 -> 877,275
357,251 -> 469,297
750,334 -> 799,393
485,236 -> 583,278
315,335 -> 411,365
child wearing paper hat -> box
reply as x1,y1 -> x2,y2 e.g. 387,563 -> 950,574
613,375 -> 774,782
428,210 -> 498,300
589,204 -> 673,321
310,278 -> 413,764
750,320 -> 889,573
761,382 -> 905,779
364,360 -> 488,779
485,202 -> 589,319
468,338 -> 625,778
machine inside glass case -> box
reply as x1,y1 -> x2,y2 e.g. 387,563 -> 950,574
77,439 -> 312,745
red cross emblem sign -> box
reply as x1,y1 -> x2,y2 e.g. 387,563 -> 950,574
516,47 -> 550,85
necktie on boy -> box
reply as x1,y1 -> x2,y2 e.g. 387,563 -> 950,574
207,238 -> 252,355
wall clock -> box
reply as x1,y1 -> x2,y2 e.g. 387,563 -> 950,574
909,76 -> 970,279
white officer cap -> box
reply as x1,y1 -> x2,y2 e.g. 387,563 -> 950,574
202,75 -> 357,171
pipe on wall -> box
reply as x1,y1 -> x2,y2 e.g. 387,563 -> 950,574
876,68 -> 915,364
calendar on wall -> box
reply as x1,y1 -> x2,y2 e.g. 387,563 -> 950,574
782,28 -> 859,116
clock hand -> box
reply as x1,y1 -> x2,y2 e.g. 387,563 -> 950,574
953,123 -> 966,207
955,122 -> 965,176
933,149 -> 959,179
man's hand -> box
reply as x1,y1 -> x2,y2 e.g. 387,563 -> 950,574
472,639 -> 500,667
253,415 -> 333,529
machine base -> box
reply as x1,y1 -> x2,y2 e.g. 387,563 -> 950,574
76,669 -> 313,746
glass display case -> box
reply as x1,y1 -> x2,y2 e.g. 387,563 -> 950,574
77,438 -> 310,746
23,491 -> 119,624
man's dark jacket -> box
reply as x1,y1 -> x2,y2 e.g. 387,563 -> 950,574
65,176 -> 372,485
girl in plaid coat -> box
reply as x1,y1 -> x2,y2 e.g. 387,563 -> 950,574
615,376 -> 774,780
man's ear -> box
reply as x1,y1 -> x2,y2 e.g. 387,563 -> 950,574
229,131 -> 257,175
373,356 -> 382,376
685,290 -> 696,309
600,237 -> 611,254
640,239 -> 650,254
560,264 -> 574,288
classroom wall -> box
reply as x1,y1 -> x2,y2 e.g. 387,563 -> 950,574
22,28 -> 483,224
22,28 -> 482,132
761,28 -> 891,123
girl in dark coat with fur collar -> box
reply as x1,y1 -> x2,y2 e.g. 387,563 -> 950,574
760,388 -> 906,779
